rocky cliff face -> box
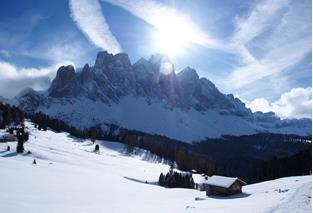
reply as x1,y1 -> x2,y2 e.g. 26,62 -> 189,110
47,51 -> 250,114
15,51 -> 312,142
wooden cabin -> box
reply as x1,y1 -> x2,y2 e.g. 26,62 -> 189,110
201,175 -> 247,196
0,134 -> 17,142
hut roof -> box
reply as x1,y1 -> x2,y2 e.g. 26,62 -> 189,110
172,169 -> 192,177
201,175 -> 246,188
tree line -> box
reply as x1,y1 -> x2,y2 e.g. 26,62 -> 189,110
159,170 -> 195,189
0,103 -> 25,128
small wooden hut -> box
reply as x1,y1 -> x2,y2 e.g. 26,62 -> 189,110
201,175 -> 247,196
0,134 -> 17,142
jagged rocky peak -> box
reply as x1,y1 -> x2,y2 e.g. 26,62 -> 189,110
82,63 -> 90,71
80,63 -> 94,84
199,77 -> 218,91
94,51 -> 114,68
15,87 -> 37,99
132,57 -> 156,84
48,65 -> 80,98
81,63 -> 90,77
54,65 -> 76,84
178,66 -> 199,83
133,58 -> 153,73
148,53 -> 167,64
12,49 -> 312,141
132,54 -> 176,87
113,53 -> 131,68
134,57 -> 147,64
94,51 -> 131,71
148,54 -> 174,74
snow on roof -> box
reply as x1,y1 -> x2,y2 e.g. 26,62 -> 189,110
201,175 -> 246,188
172,169 -> 192,177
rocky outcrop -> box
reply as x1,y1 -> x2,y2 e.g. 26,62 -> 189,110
48,65 -> 80,98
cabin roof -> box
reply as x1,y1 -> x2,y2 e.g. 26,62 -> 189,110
172,169 -> 192,177
201,175 -> 246,188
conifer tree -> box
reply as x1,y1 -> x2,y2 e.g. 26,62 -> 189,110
16,129 -> 24,153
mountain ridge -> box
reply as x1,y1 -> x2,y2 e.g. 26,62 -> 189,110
14,51 -> 311,142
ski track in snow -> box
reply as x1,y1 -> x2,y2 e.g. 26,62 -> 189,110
0,121 -> 311,213
269,182 -> 312,213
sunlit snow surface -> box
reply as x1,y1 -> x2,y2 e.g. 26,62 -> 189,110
0,122 -> 311,213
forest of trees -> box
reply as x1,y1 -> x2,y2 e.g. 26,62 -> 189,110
191,134 -> 312,182
0,103 -> 29,153
0,103 -> 25,129
252,150 -> 312,182
159,169 -> 195,189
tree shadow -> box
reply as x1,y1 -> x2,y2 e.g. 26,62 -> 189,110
207,192 -> 251,199
0,150 -> 9,154
124,176 -> 159,186
1,152 -> 19,158
66,134 -> 86,143
1,151 -> 33,158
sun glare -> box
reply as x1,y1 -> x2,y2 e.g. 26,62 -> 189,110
153,15 -> 193,57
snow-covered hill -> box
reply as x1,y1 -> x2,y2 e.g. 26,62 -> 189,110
0,122 -> 311,213
15,51 -> 311,142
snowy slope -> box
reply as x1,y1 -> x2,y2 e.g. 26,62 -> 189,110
36,97 -> 260,142
32,96 -> 311,143
0,121 -> 311,213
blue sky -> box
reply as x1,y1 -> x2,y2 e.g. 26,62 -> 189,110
0,0 -> 311,118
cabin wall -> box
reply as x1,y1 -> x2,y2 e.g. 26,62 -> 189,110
230,181 -> 242,193
0,134 -> 17,142
206,186 -> 229,196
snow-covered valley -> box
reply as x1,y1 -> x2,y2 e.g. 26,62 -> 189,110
0,122 -> 311,213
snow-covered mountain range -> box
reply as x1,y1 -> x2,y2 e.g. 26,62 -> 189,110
15,51 -> 311,142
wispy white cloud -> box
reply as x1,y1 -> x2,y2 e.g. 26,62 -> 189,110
0,61 -> 72,98
224,0 -> 311,91
0,13 -> 46,54
69,0 -> 122,54
246,87 -> 312,119
232,0 -> 289,45
226,36 -> 311,88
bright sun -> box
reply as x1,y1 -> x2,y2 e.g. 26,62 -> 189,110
153,15 -> 193,57
155,28 -> 187,57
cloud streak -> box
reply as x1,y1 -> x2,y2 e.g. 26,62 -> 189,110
224,0 -> 311,92
232,0 -> 289,45
226,36 -> 311,88
69,0 -> 122,54
101,0 -> 223,49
